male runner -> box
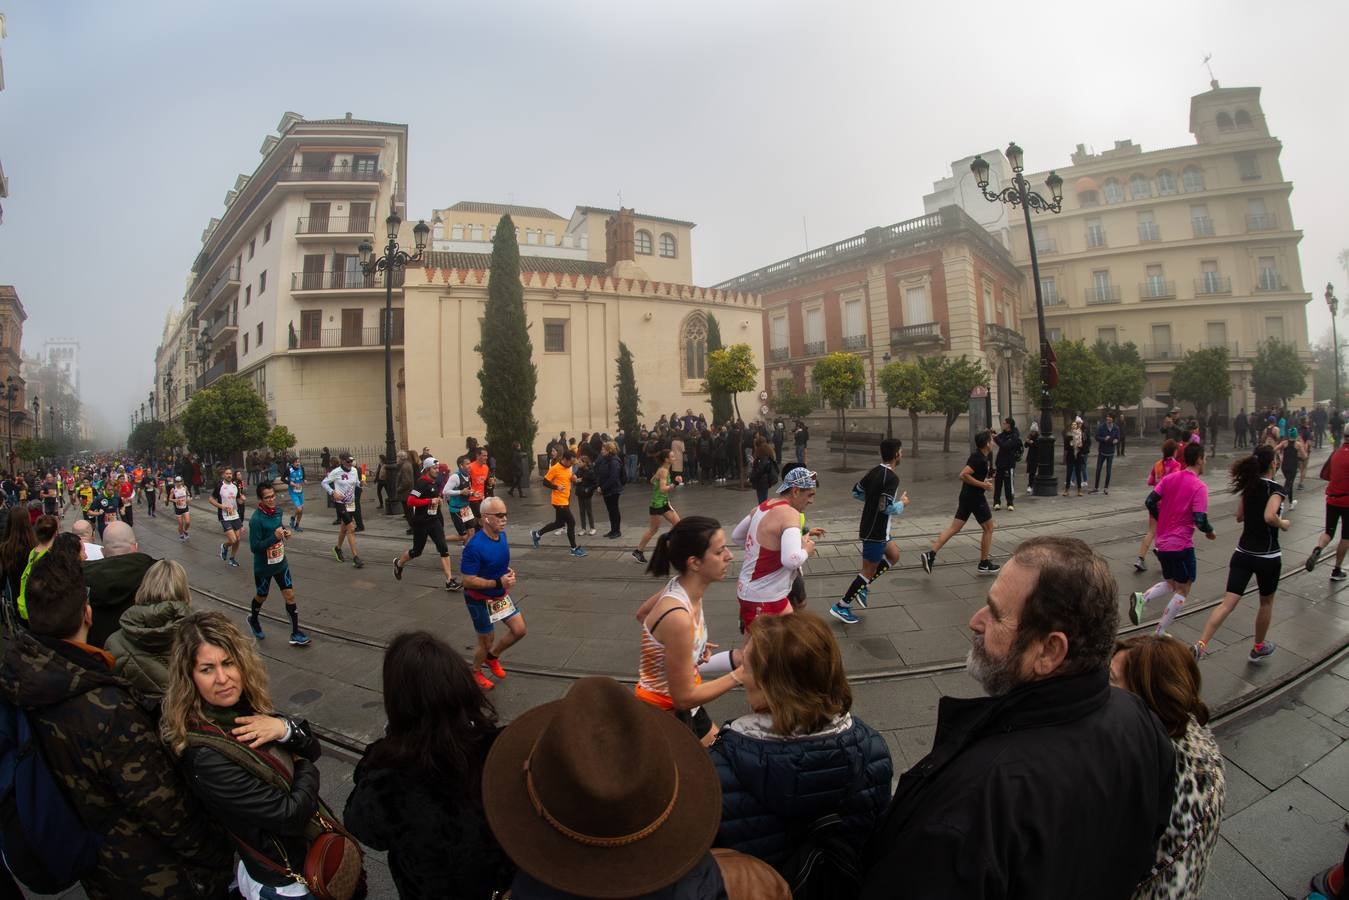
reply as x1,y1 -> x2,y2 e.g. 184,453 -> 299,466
467,446 -> 492,522
246,481 -> 310,646
1130,441 -> 1214,634
730,466 -> 818,633
393,456 -> 463,592
832,439 -> 908,625
460,495 -> 525,691
139,469 -> 157,518
209,467 -> 243,568
113,473 -> 134,528
322,453 -> 364,568
40,474 -> 60,519
171,475 -> 191,541
532,449 -> 586,557
444,455 -> 475,542
920,430 -> 999,575
286,458 -> 306,532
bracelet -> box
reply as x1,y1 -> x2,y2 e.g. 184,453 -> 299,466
730,669 -> 743,687
495,577 -> 504,590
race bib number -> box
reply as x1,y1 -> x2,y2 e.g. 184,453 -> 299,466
222,506 -> 239,521
487,594 -> 517,623
458,506 -> 474,523
266,543 -> 285,564
345,499 -> 356,512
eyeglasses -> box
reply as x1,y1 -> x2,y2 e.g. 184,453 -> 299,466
485,512 -> 509,520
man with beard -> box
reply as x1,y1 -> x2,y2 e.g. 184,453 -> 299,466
861,536 -> 1175,899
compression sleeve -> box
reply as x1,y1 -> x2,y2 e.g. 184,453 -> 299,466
1145,491 -> 1161,518
884,499 -> 906,517
730,514 -> 753,545
780,526 -> 809,570
1192,511 -> 1214,534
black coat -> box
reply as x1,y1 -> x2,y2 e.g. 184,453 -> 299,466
83,552 -> 157,648
992,429 -> 1022,469
861,671 -> 1175,900
595,454 -> 624,495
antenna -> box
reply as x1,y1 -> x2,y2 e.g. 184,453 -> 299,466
802,216 -> 809,250
617,189 -> 623,209
1202,53 -> 1217,87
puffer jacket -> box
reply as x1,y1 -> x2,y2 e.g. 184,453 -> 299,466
708,712 -> 892,873
596,453 -> 624,495
105,599 -> 190,700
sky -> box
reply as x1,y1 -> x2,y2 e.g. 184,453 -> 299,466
2,0 -> 1348,441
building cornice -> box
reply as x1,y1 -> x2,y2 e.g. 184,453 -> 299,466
411,265 -> 760,309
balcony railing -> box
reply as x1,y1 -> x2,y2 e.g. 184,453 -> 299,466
296,215 -> 374,235
1246,214 -> 1278,232
1255,272 -> 1287,292
802,340 -> 826,357
1032,237 -> 1058,254
1041,290 -> 1062,307
890,322 -> 944,346
842,334 -> 867,350
1195,276 -> 1232,295
1191,217 -> 1215,237
769,347 -> 788,362
1139,280 -> 1176,300
1137,223 -> 1161,242
297,325 -> 405,350
200,356 -> 238,387
1085,286 -> 1122,305
206,265 -> 240,304
278,164 -> 381,183
1143,343 -> 1183,360
983,323 -> 1027,353
1086,228 -> 1107,248
291,269 -> 404,291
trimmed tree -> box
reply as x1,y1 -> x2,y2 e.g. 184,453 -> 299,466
812,352 -> 866,468
1026,338 -> 1105,427
128,420 -> 167,457
266,425 -> 298,457
705,314 -> 733,426
1312,334 -> 1342,408
478,214 -> 539,486
878,360 -> 931,457
615,341 -> 642,437
1170,346 -> 1232,423
180,374 -> 270,464
924,355 -> 990,452
1094,340 -> 1146,413
705,343 -> 759,423
771,381 -> 815,420
1252,338 -> 1308,409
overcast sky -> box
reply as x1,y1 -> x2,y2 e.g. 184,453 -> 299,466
3,0 -> 1347,440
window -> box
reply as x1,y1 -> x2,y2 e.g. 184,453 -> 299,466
1265,317 -> 1285,342
433,222 -> 444,241
1257,256 -> 1282,291
353,155 -> 378,176
472,225 -> 483,241
771,315 -> 788,350
1039,276 -> 1060,306
983,286 -> 995,324
851,384 -> 866,409
263,220 -> 272,243
903,285 -> 931,323
526,229 -> 539,245
1182,166 -> 1205,193
1137,210 -> 1159,242
1247,198 -> 1273,231
681,313 -> 707,378
1144,264 -> 1168,299
1046,327 -> 1063,343
1151,324 -> 1173,357
1097,327 -> 1118,345
1031,223 -> 1055,253
659,233 -> 677,258
1157,169 -> 1177,195
248,239 -> 255,260
451,224 -> 464,240
843,297 -> 865,347
1103,179 -> 1124,203
256,323 -> 263,347
242,333 -> 249,355
804,306 -> 825,354
1129,174 -> 1151,200
544,232 -> 555,246
1092,270 -> 1112,299
1199,259 -> 1224,294
1190,204 -> 1214,237
259,271 -> 266,294
544,320 -> 567,353
1206,322 -> 1227,349
1078,190 -> 1100,208
300,310 -> 321,348
1085,217 -> 1106,248
1235,152 -> 1260,181
1234,109 -> 1252,128
245,285 -> 251,307
1216,111 -> 1234,131
635,230 -> 653,255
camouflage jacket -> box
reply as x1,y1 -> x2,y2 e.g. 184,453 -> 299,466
0,630 -> 232,899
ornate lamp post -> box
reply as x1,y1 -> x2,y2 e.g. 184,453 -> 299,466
1327,283 -> 1341,413
360,211 -> 430,514
149,390 -> 156,421
881,351 -> 894,440
971,143 -> 1064,497
196,325 -> 213,390
163,372 -> 175,424
32,398 -> 40,440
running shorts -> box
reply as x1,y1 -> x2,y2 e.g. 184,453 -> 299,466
336,506 -> 356,525
255,566 -> 293,598
649,504 -> 672,517
289,490 -> 304,508
449,509 -> 470,536
738,596 -> 791,633
409,519 -> 450,558
1154,547 -> 1197,584
1325,505 -> 1349,540
675,705 -> 714,741
954,494 -> 992,524
862,540 -> 890,563
221,519 -> 243,533
1225,551 -> 1281,597
174,505 -> 189,516
465,597 -> 517,635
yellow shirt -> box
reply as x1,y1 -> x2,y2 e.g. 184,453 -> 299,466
546,462 -> 572,507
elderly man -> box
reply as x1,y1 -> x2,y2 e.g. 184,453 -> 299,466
459,496 -> 525,692
83,521 -> 156,648
861,536 -> 1175,899
71,519 -> 104,560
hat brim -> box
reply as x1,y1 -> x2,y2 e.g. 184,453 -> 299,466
483,696 -> 721,899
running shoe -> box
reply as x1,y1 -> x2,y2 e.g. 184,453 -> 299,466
288,516 -> 296,529
829,603 -> 860,625
486,657 -> 507,679
1248,641 -> 1277,662
352,556 -> 365,570
976,559 -> 1000,576
921,550 -> 935,574
1191,641 -> 1206,661
445,579 -> 463,592
474,671 -> 495,691
1306,546 -> 1323,572
570,547 -> 588,558
1333,568 -> 1347,582
1129,591 -> 1147,626
854,585 -> 870,609
292,524 -> 304,532
219,543 -> 228,562
1133,557 -> 1146,573
992,503 -> 1001,511
1007,504 -> 1015,511
288,630 -> 311,647
247,615 -> 264,640
333,547 -> 345,563
531,529 -> 541,548
1291,499 -> 1299,509
228,558 -> 239,568
631,549 -> 647,564
392,558 -> 403,581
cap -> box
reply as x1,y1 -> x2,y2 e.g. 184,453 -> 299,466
776,467 -> 818,494
422,456 -> 438,471
339,452 -> 354,463
174,475 -> 183,481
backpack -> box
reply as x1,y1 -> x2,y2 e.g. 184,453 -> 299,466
0,700 -> 102,892
782,813 -> 863,900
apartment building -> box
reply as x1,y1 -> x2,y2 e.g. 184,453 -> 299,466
0,285 -> 32,443
153,283 -> 199,423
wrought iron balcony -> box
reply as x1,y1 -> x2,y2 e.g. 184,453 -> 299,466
842,334 -> 867,350
983,323 -> 1026,353
291,269 -> 404,291
802,340 -> 826,357
278,164 -> 381,183
1255,272 -> 1287,292
1085,286 -> 1122,305
1191,217 -> 1215,237
199,356 -> 238,387
1137,223 -> 1161,242
296,215 -> 375,235
890,322 -> 943,347
296,325 -> 404,350
206,265 -> 240,304
1245,213 -> 1278,232
769,347 -> 789,363
1139,280 -> 1176,300
1195,276 -> 1231,295
1143,343 -> 1184,360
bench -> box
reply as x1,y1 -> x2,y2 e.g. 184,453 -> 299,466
825,430 -> 886,454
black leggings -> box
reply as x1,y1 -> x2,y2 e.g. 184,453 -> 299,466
408,518 -> 449,559
539,504 -> 577,547
603,492 -> 621,534
578,493 -> 595,530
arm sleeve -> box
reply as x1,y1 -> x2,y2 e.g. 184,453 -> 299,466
780,526 -> 808,569
1145,490 -> 1161,517
1192,511 -> 1214,534
188,750 -> 320,838
405,485 -> 431,509
730,514 -> 753,545
249,517 -> 278,555
884,499 -> 906,517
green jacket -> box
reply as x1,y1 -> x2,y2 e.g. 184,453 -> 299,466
249,505 -> 285,572
104,600 -> 189,700
16,545 -> 47,621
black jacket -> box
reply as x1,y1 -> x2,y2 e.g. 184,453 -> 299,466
180,712 -> 322,888
992,429 -> 1022,469
510,853 -> 727,899
861,671 -> 1175,900
595,454 -> 624,495
83,552 -> 157,648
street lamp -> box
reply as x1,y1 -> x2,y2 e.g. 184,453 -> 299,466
971,143 -> 1064,497
32,398 -> 39,440
1327,284 -> 1341,414
149,390 -> 156,421
881,351 -> 894,440
3,376 -> 17,460
360,210 -> 430,514
196,325 -> 213,389
163,372 -> 175,423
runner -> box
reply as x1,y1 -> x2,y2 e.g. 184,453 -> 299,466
246,481 -> 310,646
286,457 -> 306,532
633,516 -> 741,746
1129,441 -> 1214,634
1305,421 -> 1349,581
1134,439 -> 1181,572
459,496 -> 525,691
1191,445 -> 1287,662
467,446 -> 492,522
92,482 -> 121,540
444,455 -> 475,543
532,449 -> 586,557
832,438 -> 908,625
208,466 -> 243,568
39,474 -> 60,520
322,452 -> 364,568
631,450 -> 679,564
171,475 -> 191,541
729,466 -> 818,633
139,468 -> 157,518
920,430 -> 1000,576
77,476 -> 95,530
392,456 -> 462,592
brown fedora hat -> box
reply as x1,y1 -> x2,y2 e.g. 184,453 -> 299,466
483,677 -> 721,898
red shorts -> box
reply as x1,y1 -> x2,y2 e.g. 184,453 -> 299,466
738,596 -> 791,633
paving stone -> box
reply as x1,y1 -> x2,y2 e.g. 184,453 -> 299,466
1221,778 -> 1349,898
889,626 -> 973,667
1217,759 -> 1271,818
1197,837 -> 1285,900
848,679 -> 943,732
1219,706 -> 1344,790
1300,741 -> 1349,809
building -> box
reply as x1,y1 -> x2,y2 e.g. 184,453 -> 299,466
400,207 -> 761,452
183,112 -> 409,450
153,283 -> 199,424
0,285 -> 33,449
718,205 -> 1027,436
930,82 -> 1314,417
1,11 -> 8,225
22,349 -> 80,446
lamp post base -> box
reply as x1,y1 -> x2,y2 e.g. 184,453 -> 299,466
1032,435 -> 1059,497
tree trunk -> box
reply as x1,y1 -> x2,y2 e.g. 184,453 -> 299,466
841,406 -> 849,469
731,392 -> 742,424
942,413 -> 955,452
909,411 -> 920,458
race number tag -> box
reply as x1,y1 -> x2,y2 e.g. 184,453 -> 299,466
266,543 -> 285,564
459,506 -> 474,523
345,499 -> 356,512
487,594 -> 517,623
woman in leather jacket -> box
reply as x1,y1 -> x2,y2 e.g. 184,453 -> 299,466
161,611 -> 325,900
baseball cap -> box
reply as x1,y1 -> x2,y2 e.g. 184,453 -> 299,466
777,467 -> 818,494
174,475 -> 183,481
339,452 -> 354,463
422,456 -> 438,471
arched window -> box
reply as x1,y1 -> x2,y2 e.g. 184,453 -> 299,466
1234,109 -> 1252,127
1156,169 -> 1177,195
1216,112 -> 1234,131
681,312 -> 707,381
1182,165 -> 1205,193
659,233 -> 677,258
1129,174 -> 1151,199
451,224 -> 464,240
1102,178 -> 1124,203
1078,189 -> 1100,208
635,230 -> 653,255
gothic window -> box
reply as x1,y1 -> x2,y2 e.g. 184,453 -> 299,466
682,312 -> 708,382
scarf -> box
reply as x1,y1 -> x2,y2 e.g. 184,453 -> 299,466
259,502 -> 277,516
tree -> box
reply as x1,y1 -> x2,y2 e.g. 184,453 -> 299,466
924,355 -> 990,452
1252,338 -> 1308,409
1094,341 -> 1146,413
878,360 -> 931,457
705,314 -> 733,426
180,374 -> 270,463
811,352 -> 866,468
1311,334 -> 1341,407
127,420 -> 167,456
13,437 -> 54,464
704,343 -> 758,423
771,381 -> 815,420
1026,339 -> 1105,426
478,214 -> 538,487
266,425 -> 298,456
615,341 -> 642,437
1170,346 -> 1231,421
160,425 -> 185,454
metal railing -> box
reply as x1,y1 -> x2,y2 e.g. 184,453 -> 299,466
1086,228 -> 1107,248
296,216 -> 374,235
1137,223 -> 1161,242
1033,237 -> 1058,254
1143,343 -> 1183,360
206,265 -> 240,304
1255,272 -> 1287,292
1191,217 -> 1215,237
291,269 -> 404,291
1195,276 -> 1231,295
890,322 -> 943,345
769,347 -> 788,362
1041,289 -> 1062,306
200,356 -> 238,387
842,334 -> 867,350
802,340 -> 826,357
297,325 -> 405,350
1139,280 -> 1176,300
278,164 -> 381,183
1246,214 -> 1278,232
1085,286 -> 1122,305
983,323 -> 1026,353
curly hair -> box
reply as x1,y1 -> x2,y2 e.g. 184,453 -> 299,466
160,611 -> 273,755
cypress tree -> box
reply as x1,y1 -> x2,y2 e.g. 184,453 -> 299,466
478,214 -> 539,483
615,342 -> 642,436
705,313 -> 733,425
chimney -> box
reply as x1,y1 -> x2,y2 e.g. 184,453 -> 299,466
605,208 -> 635,268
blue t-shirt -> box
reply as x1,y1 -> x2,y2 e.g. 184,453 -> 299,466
287,466 -> 304,493
461,530 -> 510,601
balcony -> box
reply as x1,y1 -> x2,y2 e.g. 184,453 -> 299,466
1246,213 -> 1278,232
842,334 -> 867,350
1085,286 -> 1122,305
296,215 -> 375,236
1255,271 -> 1288,293
208,307 -> 238,339
801,340 -> 826,357
205,264 -> 240,305
277,164 -> 381,184
1191,217 -> 1215,237
1139,280 -> 1176,300
890,322 -> 943,347
769,347 -> 788,363
291,269 -> 404,292
1137,223 -> 1161,242
1195,276 -> 1232,296
1143,343 -> 1184,361
1085,228 -> 1107,248
200,356 -> 238,388
1040,290 -> 1062,307
983,323 -> 1026,353
296,325 -> 404,351
1032,237 -> 1058,254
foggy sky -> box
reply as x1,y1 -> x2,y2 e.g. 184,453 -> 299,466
3,0 -> 1347,441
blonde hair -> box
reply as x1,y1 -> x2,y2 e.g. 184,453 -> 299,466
745,614 -> 851,735
133,559 -> 190,607
603,441 -> 619,456
160,611 -> 273,755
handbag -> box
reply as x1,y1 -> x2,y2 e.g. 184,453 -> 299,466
186,724 -> 365,900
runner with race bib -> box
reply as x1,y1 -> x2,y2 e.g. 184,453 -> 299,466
247,481 -> 309,646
